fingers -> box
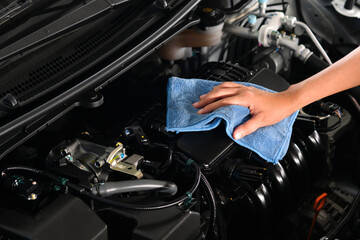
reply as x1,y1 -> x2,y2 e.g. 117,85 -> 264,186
199,82 -> 243,99
197,96 -> 248,114
194,83 -> 247,108
233,116 -> 262,139
193,87 -> 240,108
213,81 -> 241,89
191,82 -> 271,139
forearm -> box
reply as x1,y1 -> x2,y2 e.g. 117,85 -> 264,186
194,47 -> 360,138
284,47 -> 360,112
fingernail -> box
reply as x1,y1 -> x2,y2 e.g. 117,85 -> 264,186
193,102 -> 199,107
197,109 -> 204,114
234,132 -> 242,140
200,94 -> 206,99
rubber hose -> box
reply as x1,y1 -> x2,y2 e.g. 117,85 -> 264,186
345,0 -> 355,10
91,180 -> 178,197
305,53 -> 329,74
83,160 -> 201,210
2,162 -> 201,211
223,23 -> 258,40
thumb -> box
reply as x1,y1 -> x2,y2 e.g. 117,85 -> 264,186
233,116 -> 261,140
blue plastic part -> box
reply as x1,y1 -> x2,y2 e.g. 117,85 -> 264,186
248,15 -> 257,25
186,159 -> 194,168
184,191 -> 193,206
58,177 -> 69,186
258,0 -> 267,3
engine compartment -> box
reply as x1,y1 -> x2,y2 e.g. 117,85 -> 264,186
1,0 -> 360,240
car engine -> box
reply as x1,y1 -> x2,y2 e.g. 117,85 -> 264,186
0,0 -> 360,239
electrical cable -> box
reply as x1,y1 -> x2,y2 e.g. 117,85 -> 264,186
200,173 -> 217,238
173,151 -> 218,238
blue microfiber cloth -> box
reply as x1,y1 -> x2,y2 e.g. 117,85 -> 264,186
166,77 -> 299,164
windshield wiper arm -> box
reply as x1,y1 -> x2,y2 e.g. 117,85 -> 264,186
0,0 -> 129,63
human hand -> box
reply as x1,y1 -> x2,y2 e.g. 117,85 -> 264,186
192,82 -> 297,139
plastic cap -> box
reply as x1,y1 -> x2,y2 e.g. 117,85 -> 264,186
248,15 -> 257,25
258,0 -> 267,3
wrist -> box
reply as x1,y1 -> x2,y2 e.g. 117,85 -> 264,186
279,84 -> 305,114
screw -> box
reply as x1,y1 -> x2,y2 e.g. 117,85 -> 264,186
124,129 -> 131,136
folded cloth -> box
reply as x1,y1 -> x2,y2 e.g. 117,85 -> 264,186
166,77 -> 299,164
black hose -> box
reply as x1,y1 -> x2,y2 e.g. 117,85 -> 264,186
344,0 -> 355,10
81,189 -> 189,210
152,142 -> 174,173
325,190 -> 360,240
304,53 -> 329,73
1,162 -> 202,211
91,180 -> 178,197
200,173 -> 217,238
267,2 -> 289,10
281,0 -> 286,13
84,160 -> 201,211
295,0 -> 305,22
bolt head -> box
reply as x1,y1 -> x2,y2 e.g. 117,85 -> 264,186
27,193 -> 38,200
124,129 -> 131,136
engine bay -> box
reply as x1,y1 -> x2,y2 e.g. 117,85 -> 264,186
0,0 -> 360,239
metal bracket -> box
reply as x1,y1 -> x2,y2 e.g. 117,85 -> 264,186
108,161 -> 143,179
106,143 -> 143,179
